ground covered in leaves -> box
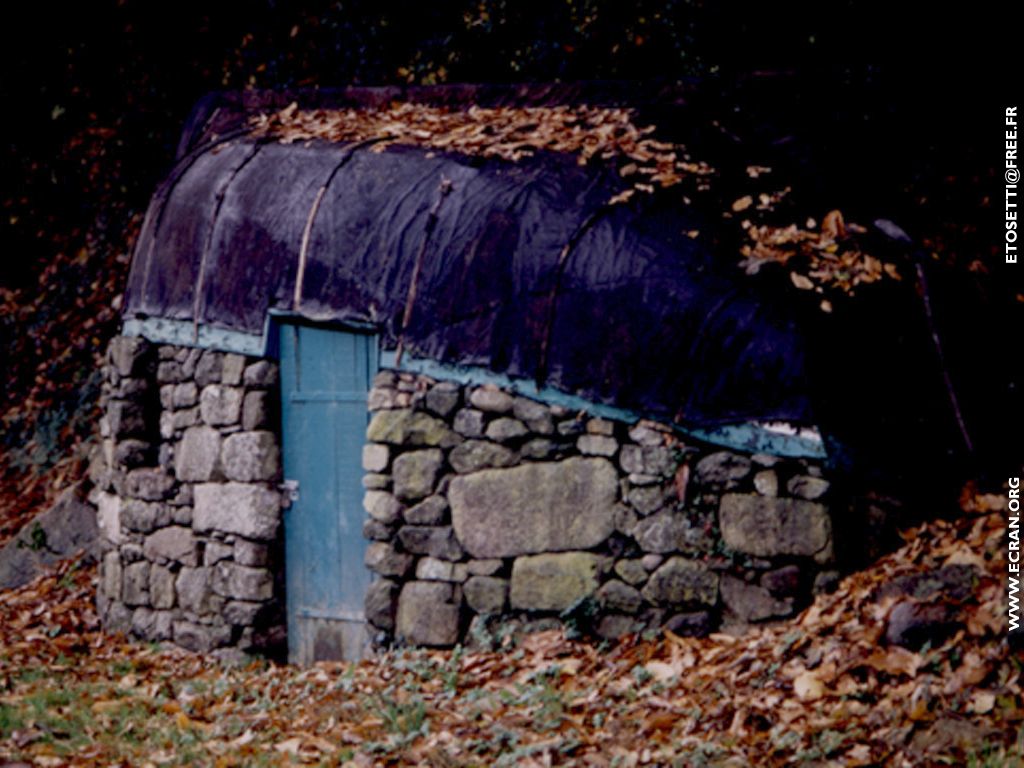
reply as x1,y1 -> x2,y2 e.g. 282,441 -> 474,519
0,506 -> 1019,767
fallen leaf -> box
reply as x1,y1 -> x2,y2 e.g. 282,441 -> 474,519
793,670 -> 824,701
790,273 -> 814,290
969,691 -> 996,714
274,737 -> 304,755
821,209 -> 846,240
862,647 -> 923,678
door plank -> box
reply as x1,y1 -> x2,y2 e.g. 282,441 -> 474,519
279,323 -> 376,663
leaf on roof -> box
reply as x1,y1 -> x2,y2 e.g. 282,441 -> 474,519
250,102 -> 714,206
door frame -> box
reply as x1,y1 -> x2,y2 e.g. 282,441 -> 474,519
274,316 -> 379,663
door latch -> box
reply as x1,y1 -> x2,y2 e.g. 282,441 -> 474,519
280,479 -> 300,508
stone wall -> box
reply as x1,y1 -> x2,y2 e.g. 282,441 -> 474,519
92,333 -> 840,658
92,336 -> 285,659
363,372 -> 839,647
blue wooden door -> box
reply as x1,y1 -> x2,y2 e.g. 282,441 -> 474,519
279,322 -> 377,664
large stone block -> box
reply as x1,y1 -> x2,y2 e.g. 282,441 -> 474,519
397,526 -> 464,561
363,491 -> 403,524
169,408 -> 199,433
122,561 -> 150,606
425,384 -> 461,418
614,559 -> 648,586
221,431 -> 280,482
195,351 -> 223,387
224,600 -> 264,626
628,423 -> 666,446
221,354 -> 246,386
234,540 -> 269,567
175,426 -> 222,482
628,485 -> 670,516
363,519 -> 394,542
204,541 -> 233,566
632,510 -> 710,555
520,438 -> 558,460
467,559 -> 503,576
641,557 -> 718,606
719,575 -> 793,621
694,452 -> 752,489
485,418 -> 528,442
121,500 -> 171,534
453,408 -> 486,437
512,397 -> 553,434
620,445 -> 676,477
175,567 -> 221,614
366,410 -> 452,446
577,435 -> 618,457
0,485 -> 100,591
101,551 -> 122,600
149,564 -> 176,610
392,449 -> 443,501
365,579 -> 399,630
404,495 -> 448,525
396,581 -> 461,646
143,526 -> 197,566
109,336 -> 150,377
362,443 -> 389,473
243,360 -> 279,388
718,494 -> 831,558
468,387 -> 513,413
172,382 -> 198,408
212,562 -> 274,601
173,621 -> 232,652
194,483 -> 280,540
199,385 -> 243,426
464,576 -> 508,613
365,542 -> 414,577
786,475 -> 830,500
416,557 -> 468,582
362,473 -> 390,491
509,552 -> 601,612
124,468 -> 175,501
586,418 -> 615,436
753,470 -> 779,497
596,580 -> 643,614
449,457 -> 617,558
448,440 -> 517,474
96,492 -> 122,544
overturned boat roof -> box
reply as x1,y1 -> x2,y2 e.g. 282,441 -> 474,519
122,84 -> 856,457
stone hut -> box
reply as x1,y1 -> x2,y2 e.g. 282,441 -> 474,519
94,85 -> 847,663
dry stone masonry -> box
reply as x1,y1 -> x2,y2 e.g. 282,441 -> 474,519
92,336 -> 285,659
94,333 -> 839,657
362,372 -> 839,648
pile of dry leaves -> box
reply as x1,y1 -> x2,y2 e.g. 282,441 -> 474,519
250,102 -> 713,204
0,496 -> 1019,767
252,101 -> 905,310
0,238 -> 129,548
737,208 -> 903,307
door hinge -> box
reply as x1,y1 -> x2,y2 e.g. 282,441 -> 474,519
280,479 -> 300,508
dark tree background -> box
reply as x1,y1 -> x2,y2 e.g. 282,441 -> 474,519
0,1 -> 1012,288
0,1 -> 1016,530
